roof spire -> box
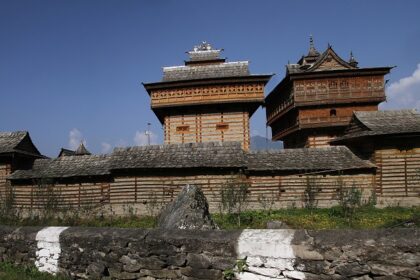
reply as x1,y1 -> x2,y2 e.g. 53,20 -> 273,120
307,34 -> 320,57
349,51 -> 358,67
75,141 -> 91,155
186,41 -> 223,63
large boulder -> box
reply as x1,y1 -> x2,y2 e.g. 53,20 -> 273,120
157,185 -> 218,230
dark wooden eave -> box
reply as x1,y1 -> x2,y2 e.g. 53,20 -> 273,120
288,67 -> 393,80
142,74 -> 273,95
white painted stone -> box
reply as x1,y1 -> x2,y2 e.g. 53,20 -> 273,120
37,249 -> 50,257
237,230 -> 296,259
36,227 -> 68,243
248,266 -> 281,277
35,226 -> 68,274
265,257 -> 295,270
283,270 -> 306,279
247,256 -> 264,267
236,230 -> 305,279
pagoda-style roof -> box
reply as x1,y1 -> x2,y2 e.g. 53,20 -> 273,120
143,42 -> 272,89
75,142 -> 91,155
332,110 -> 420,144
0,131 -> 45,158
162,61 -> 250,82
58,148 -> 76,157
58,143 -> 91,157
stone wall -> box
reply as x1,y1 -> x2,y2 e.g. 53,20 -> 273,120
0,226 -> 418,279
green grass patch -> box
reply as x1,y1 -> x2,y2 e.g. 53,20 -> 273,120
212,206 -> 420,230
0,207 -> 418,230
0,262 -> 68,280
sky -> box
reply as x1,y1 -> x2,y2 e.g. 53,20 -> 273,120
1,0 -> 419,157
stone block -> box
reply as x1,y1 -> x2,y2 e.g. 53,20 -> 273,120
141,268 -> 181,278
283,270 -> 306,279
335,263 -> 370,277
187,253 -> 211,269
247,266 -> 280,277
369,263 -> 407,276
264,257 -> 295,270
180,266 -> 222,279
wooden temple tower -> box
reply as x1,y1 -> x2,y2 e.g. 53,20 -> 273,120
143,42 -> 272,150
265,37 -> 392,148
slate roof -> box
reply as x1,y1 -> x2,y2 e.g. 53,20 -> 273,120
162,61 -> 250,82
110,142 -> 247,170
58,148 -> 76,157
247,146 -> 375,172
9,141 -> 377,180
286,46 -> 356,75
8,155 -> 111,180
0,131 -> 42,157
332,110 -> 420,143
75,143 -> 91,155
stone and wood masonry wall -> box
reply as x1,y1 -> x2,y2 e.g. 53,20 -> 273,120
0,226 -> 418,280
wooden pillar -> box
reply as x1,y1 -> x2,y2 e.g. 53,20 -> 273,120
404,150 -> 408,196
78,183 -> 81,208
134,176 -> 138,203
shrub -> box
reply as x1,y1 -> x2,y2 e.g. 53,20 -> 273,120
220,173 -> 250,226
303,176 -> 321,212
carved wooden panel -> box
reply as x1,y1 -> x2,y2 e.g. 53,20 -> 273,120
151,83 -> 264,108
164,111 -> 250,150
315,55 -> 348,71
293,76 -> 385,104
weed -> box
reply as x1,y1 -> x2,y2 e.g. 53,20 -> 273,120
220,173 -> 250,227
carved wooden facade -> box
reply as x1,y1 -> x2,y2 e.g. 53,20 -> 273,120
266,41 -> 392,148
164,111 -> 251,149
144,42 -> 271,150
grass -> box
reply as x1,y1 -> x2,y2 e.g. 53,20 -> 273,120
0,206 -> 418,230
212,206 -> 420,230
0,262 -> 68,280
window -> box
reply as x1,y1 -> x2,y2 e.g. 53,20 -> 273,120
328,80 -> 337,89
340,80 -> 349,89
216,123 -> 229,130
176,125 -> 189,133
330,109 -> 337,117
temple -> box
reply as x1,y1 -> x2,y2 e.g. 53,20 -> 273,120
143,42 -> 272,150
265,37 -> 392,148
0,41 -> 419,212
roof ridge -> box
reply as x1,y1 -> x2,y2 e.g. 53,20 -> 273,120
0,131 -> 28,137
113,141 -> 242,153
163,61 -> 249,70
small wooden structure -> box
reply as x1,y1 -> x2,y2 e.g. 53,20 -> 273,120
0,131 -> 45,198
265,37 -> 392,148
332,110 -> 420,206
143,42 -> 272,150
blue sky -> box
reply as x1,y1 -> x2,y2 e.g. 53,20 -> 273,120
1,0 -> 419,157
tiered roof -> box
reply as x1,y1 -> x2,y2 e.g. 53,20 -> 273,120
144,42 -> 271,88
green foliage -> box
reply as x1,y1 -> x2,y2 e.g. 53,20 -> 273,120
257,190 -> 275,214
303,176 -> 321,211
223,259 -> 248,280
0,262 -> 69,280
213,206 -> 420,230
220,174 -> 250,226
